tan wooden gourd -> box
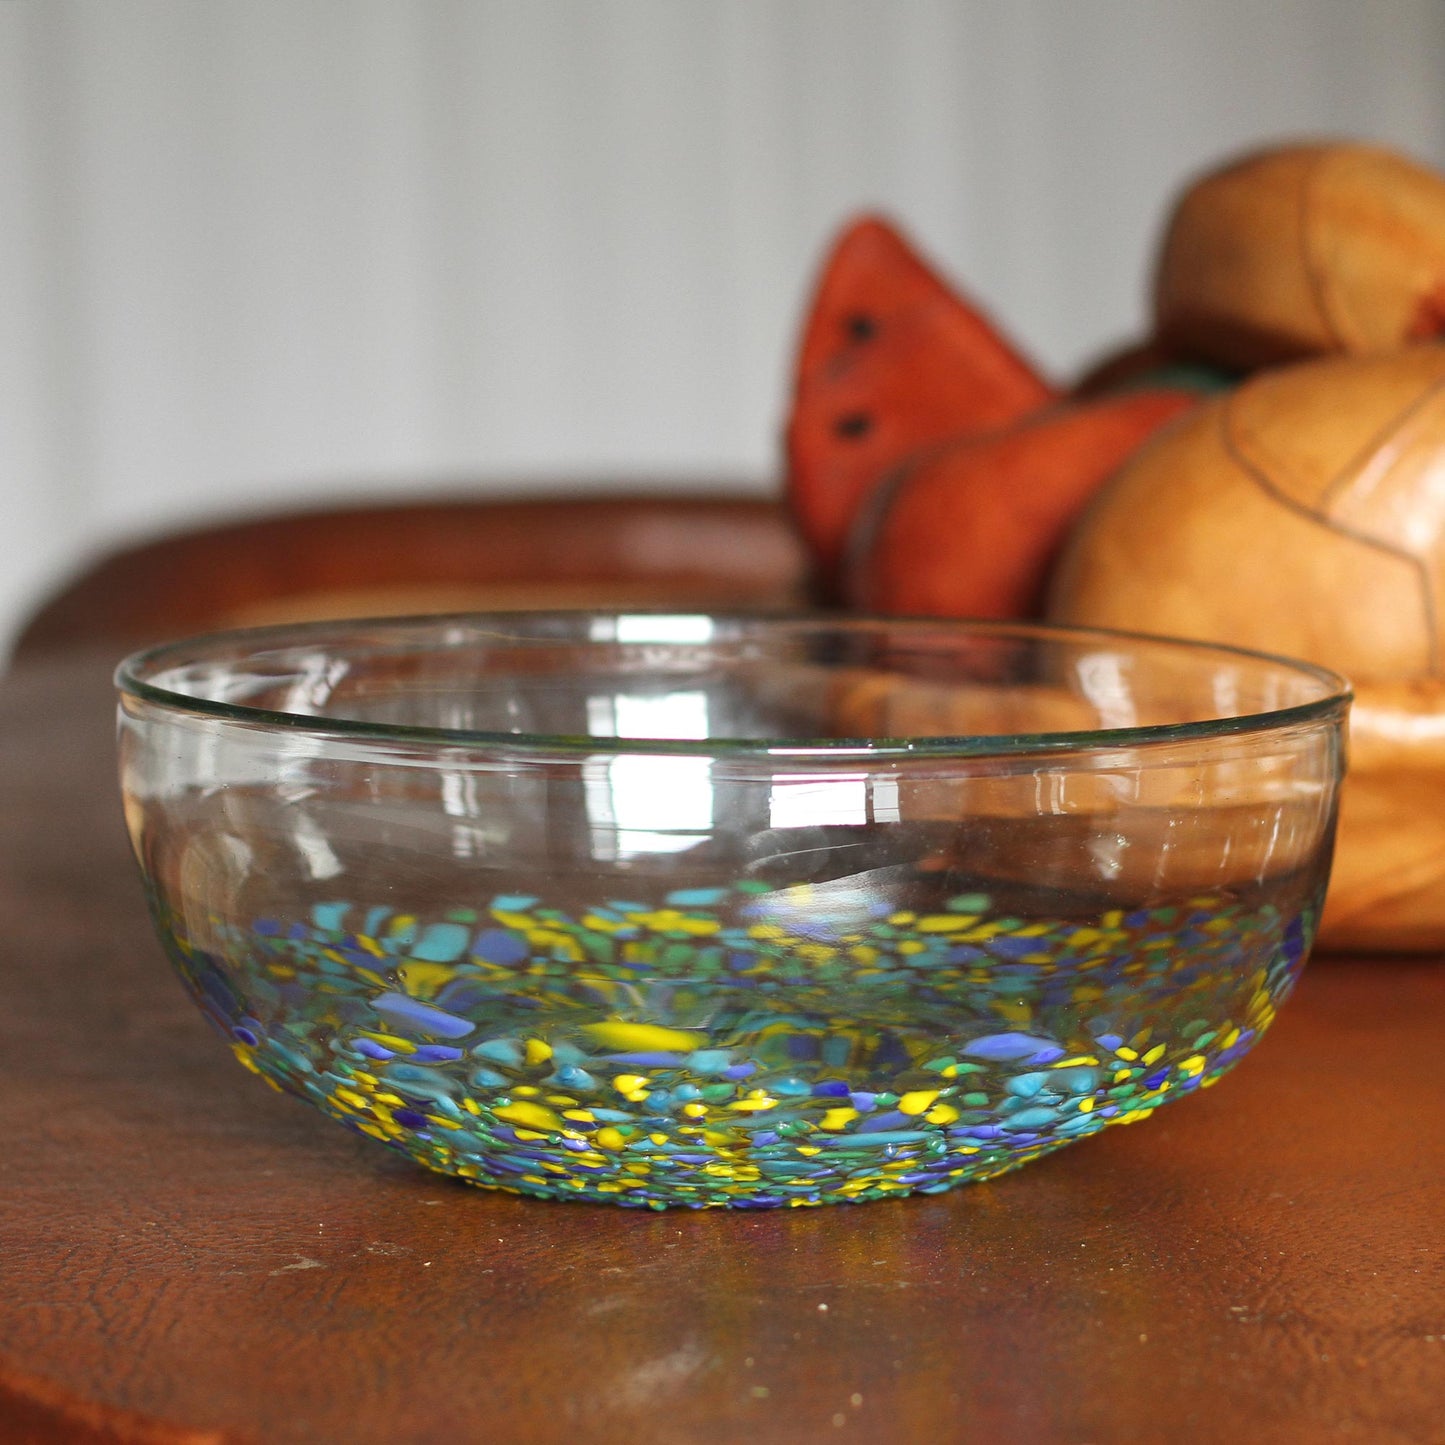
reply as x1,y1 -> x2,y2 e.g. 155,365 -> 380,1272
1048,347 -> 1445,950
1155,142 -> 1445,369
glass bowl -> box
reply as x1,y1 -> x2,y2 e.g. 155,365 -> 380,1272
117,613 -> 1349,1209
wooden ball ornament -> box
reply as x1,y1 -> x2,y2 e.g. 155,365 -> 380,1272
1155,141 -> 1445,371
1047,347 -> 1445,950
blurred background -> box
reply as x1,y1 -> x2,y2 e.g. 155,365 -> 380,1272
5,0 -> 1445,651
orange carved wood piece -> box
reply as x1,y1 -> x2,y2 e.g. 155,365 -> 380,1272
785,216 -> 1056,581
849,388 -> 1196,618
784,216 -> 1203,613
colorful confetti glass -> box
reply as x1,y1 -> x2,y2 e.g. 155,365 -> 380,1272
155,871 -> 1320,1209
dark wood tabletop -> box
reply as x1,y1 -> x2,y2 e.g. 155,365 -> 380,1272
3,652 -> 1443,1445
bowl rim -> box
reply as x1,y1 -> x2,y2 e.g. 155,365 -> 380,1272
114,610 -> 1352,760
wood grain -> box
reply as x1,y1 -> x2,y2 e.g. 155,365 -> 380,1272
3,654 -> 1444,1444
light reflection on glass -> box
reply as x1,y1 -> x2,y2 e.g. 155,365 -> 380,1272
291,811 -> 344,880
1211,667 -> 1241,722
615,615 -> 716,644
1076,652 -> 1138,729
768,774 -> 869,829
585,688 -> 715,857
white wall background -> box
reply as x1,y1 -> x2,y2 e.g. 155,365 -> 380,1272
5,0 -> 1445,648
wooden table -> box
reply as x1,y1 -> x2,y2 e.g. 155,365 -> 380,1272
3,654 -> 1443,1445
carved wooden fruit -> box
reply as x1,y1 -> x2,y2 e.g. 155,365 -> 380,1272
786,215 -> 1056,581
848,388 -> 1197,618
1047,348 -> 1445,950
1155,142 -> 1445,371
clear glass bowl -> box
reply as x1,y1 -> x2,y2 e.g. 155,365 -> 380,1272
117,613 -> 1349,1209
